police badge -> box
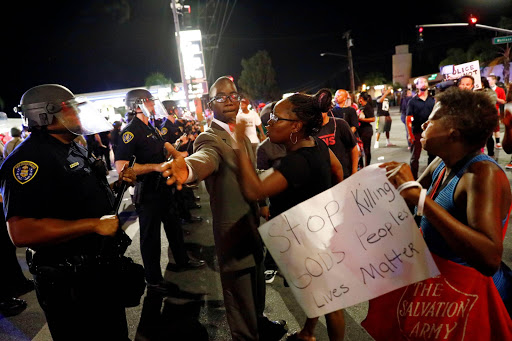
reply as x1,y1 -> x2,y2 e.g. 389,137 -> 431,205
13,161 -> 39,184
122,132 -> 134,144
161,127 -> 168,135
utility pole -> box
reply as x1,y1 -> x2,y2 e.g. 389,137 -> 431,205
343,31 -> 356,94
170,0 -> 190,110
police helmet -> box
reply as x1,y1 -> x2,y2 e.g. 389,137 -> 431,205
125,89 -> 167,119
15,84 -> 74,127
15,84 -> 112,135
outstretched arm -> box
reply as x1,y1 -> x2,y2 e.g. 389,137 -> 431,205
235,123 -> 288,201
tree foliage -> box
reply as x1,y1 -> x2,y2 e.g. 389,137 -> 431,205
362,72 -> 387,86
145,72 -> 174,88
238,50 -> 280,102
439,16 -> 512,85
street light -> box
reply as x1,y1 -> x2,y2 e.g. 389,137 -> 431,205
320,52 -> 347,58
320,48 -> 355,94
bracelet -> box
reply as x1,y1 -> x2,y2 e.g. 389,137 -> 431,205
396,181 -> 422,193
416,188 -> 427,217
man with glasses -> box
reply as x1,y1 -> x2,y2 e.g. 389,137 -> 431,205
161,76 -> 287,340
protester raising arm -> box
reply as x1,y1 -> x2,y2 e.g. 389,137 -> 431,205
235,89 -> 345,341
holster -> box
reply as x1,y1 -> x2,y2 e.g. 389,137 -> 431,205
133,181 -> 144,204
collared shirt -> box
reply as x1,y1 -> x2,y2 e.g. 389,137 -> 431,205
185,118 -> 236,183
115,116 -> 165,165
211,118 -> 236,140
115,116 -> 169,193
0,130 -> 114,255
160,117 -> 181,144
407,95 -> 436,134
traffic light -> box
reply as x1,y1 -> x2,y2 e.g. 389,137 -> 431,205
418,26 -> 424,42
468,15 -> 478,27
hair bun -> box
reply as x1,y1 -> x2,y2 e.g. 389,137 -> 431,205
314,88 -> 333,112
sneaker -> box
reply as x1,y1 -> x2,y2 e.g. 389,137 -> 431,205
506,163 -> 512,169
496,143 -> 502,149
374,142 -> 379,149
265,270 -> 277,284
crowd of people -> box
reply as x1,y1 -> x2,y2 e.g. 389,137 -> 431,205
0,72 -> 511,340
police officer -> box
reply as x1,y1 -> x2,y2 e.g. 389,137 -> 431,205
114,89 -> 205,293
0,84 -> 137,340
160,100 -> 182,145
161,100 -> 203,223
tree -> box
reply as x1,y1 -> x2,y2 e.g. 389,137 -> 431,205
487,17 -> 512,86
362,72 -> 387,86
438,17 -> 512,86
145,72 -> 174,88
238,50 -> 280,102
438,48 -> 468,68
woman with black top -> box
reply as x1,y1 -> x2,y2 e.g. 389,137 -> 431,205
235,89 -> 345,340
357,92 -> 375,167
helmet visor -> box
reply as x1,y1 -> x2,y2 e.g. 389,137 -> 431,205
138,98 -> 167,119
55,98 -> 112,135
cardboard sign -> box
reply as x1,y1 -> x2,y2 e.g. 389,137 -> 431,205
258,164 -> 440,318
441,60 -> 482,90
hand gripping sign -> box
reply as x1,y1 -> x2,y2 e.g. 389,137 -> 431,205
258,164 -> 439,318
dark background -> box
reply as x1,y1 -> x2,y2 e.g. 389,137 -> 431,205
1,0 -> 511,115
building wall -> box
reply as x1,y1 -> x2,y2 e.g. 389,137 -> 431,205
392,45 -> 412,88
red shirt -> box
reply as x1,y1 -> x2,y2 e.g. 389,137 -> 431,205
494,86 -> 506,112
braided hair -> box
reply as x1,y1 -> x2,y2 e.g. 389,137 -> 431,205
287,88 -> 332,136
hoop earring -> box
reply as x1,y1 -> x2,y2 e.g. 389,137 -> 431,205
290,132 -> 298,144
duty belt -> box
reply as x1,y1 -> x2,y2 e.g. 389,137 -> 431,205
26,248 -> 123,273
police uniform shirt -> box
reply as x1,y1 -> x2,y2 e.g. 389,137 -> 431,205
0,130 -> 115,255
160,117 -> 181,144
115,116 -> 166,165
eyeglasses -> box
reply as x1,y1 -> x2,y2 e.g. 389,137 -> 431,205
208,93 -> 242,104
268,112 -> 299,124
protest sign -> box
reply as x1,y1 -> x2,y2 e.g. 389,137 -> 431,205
441,60 -> 482,90
258,164 -> 440,318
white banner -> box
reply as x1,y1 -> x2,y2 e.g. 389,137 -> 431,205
441,60 -> 482,90
259,164 -> 440,318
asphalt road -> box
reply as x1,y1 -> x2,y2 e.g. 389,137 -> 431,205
1,107 -> 511,340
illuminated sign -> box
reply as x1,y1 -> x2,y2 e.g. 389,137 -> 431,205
179,30 -> 208,93
428,74 -> 437,81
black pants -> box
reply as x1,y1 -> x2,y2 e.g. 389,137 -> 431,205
0,218 -> 28,299
487,136 -> 495,157
360,129 -> 373,166
136,191 -> 189,284
33,264 -> 128,341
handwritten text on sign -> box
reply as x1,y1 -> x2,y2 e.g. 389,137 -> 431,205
259,164 -> 440,318
441,60 -> 482,90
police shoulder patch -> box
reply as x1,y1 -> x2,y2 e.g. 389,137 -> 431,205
13,161 -> 39,185
122,131 -> 134,144
161,127 -> 168,135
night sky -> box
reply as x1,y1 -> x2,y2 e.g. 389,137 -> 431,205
1,0 -> 511,115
